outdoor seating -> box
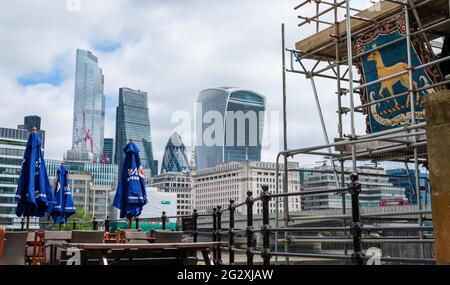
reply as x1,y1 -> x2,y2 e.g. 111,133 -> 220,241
44,231 -> 72,264
115,229 -> 139,243
26,231 -> 46,265
2,231 -> 27,265
103,232 -> 116,243
124,231 -> 151,244
70,230 -> 104,243
153,230 -> 183,243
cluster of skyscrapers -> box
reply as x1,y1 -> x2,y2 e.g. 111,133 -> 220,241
0,47 -> 429,228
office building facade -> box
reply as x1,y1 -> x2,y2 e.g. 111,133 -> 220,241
149,172 -> 192,216
0,127 -> 29,229
69,49 -> 105,162
23,116 -> 41,132
195,87 -> 265,170
103,138 -> 114,164
46,159 -> 116,219
17,115 -> 45,148
302,165 -> 408,210
386,169 -> 431,206
192,161 -> 301,214
115,87 -> 155,178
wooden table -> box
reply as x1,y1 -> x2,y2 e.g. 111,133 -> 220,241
60,242 -> 224,265
125,237 -> 155,243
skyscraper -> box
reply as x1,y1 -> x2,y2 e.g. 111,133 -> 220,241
23,115 -> 41,132
161,132 -> 190,174
18,115 -> 45,148
195,87 -> 265,170
68,49 -> 105,162
115,87 -> 155,178
103,138 -> 114,164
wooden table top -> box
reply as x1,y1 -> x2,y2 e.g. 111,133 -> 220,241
65,242 -> 224,250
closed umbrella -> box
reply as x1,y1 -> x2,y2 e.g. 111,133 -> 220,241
113,140 -> 147,228
50,162 -> 76,230
15,128 -> 55,230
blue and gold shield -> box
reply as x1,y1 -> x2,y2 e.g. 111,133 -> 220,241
354,14 -> 442,133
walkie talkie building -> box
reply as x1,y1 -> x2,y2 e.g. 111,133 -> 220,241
195,87 -> 265,170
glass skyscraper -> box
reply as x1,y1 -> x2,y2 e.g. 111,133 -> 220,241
103,138 -> 114,164
115,88 -> 155,178
69,49 -> 105,162
18,115 -> 45,148
195,87 -> 265,170
161,132 -> 190,174
23,116 -> 41,132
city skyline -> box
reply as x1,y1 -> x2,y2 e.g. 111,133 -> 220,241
0,1 -> 374,168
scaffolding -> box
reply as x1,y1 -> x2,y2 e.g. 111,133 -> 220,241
274,0 -> 450,264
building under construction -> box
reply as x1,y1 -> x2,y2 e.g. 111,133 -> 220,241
270,0 -> 450,264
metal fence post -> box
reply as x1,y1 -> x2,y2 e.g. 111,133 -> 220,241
135,217 -> 140,230
261,185 -> 271,265
92,217 -> 98,231
212,207 -> 217,264
228,199 -> 235,265
349,173 -> 364,265
72,218 -> 77,230
161,211 -> 167,230
105,216 -> 110,232
192,209 -> 198,243
246,191 -> 255,265
216,206 -> 223,264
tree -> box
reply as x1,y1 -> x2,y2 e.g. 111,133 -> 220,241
53,205 -> 94,231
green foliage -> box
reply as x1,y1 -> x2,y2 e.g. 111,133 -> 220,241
320,231 -> 332,237
53,205 -> 94,231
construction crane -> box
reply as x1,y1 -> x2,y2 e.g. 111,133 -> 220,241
73,109 -> 108,164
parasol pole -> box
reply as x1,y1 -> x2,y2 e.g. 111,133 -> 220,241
128,137 -> 134,230
26,216 -> 30,232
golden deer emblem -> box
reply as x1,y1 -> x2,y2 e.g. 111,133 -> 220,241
367,44 -> 418,109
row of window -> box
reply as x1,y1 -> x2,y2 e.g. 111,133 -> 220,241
0,148 -> 25,157
0,187 -> 15,194
0,157 -> 22,166
0,177 -> 19,185
0,167 -> 20,176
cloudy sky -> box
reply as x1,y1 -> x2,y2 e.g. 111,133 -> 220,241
0,0 -> 371,168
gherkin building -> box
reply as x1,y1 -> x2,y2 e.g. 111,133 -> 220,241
161,132 -> 190,174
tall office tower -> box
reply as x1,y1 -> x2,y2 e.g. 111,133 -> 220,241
161,132 -> 190,174
115,88 -> 155,178
103,138 -> 114,164
18,115 -> 45,148
68,49 -> 105,162
23,115 -> 41,131
152,160 -> 158,177
195,87 -> 265,170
